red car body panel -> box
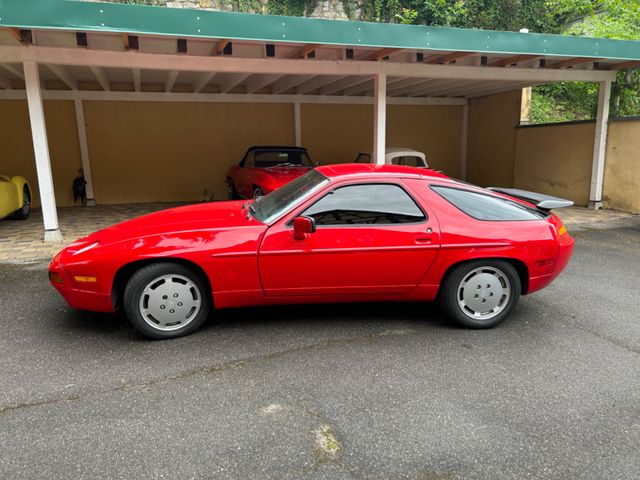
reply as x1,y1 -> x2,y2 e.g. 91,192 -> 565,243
227,164 -> 313,198
50,164 -> 574,314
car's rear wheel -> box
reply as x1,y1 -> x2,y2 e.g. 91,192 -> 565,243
13,187 -> 30,220
123,262 -> 212,339
439,260 -> 520,329
253,187 -> 264,199
227,178 -> 238,200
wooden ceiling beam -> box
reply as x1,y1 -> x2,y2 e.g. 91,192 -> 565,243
290,43 -> 321,59
89,66 -> 110,91
489,54 -> 541,67
603,60 -> 640,70
0,63 -> 24,80
193,72 -> 216,93
369,47 -> 402,61
216,39 -> 230,55
4,28 -> 24,43
132,68 -> 141,92
548,57 -> 594,69
165,70 -> 179,92
425,51 -> 473,64
45,64 -> 77,90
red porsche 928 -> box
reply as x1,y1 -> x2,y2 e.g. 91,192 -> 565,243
49,164 -> 574,339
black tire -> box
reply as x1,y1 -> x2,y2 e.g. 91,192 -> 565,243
123,262 -> 212,340
253,187 -> 263,199
13,187 -> 30,220
439,259 -> 521,329
227,178 -> 238,200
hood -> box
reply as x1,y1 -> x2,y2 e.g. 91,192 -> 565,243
84,201 -> 259,244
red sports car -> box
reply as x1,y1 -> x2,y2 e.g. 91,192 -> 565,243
226,146 -> 315,200
49,164 -> 574,340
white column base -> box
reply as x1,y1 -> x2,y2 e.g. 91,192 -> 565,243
44,229 -> 64,242
86,198 -> 96,206
588,201 -> 603,210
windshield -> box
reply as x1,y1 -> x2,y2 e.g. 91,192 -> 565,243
249,170 -> 329,224
254,150 -> 314,168
391,155 -> 427,167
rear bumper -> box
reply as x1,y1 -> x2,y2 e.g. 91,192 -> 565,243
527,235 -> 574,294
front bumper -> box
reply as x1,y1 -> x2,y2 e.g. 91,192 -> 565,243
48,253 -> 114,313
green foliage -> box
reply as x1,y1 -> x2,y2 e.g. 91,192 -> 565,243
395,7 -> 418,24
108,0 -> 167,5
266,0 -> 316,16
233,0 -> 265,13
531,0 -> 640,122
530,82 -> 598,123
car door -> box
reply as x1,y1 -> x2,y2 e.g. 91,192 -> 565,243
258,181 -> 440,297
0,176 -> 18,219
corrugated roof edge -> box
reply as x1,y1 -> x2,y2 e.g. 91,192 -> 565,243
0,0 -> 639,61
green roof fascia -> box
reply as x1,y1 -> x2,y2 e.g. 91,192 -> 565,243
1,0 -> 639,61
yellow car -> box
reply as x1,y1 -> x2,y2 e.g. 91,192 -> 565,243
0,175 -> 31,220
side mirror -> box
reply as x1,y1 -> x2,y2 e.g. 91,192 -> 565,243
293,216 -> 316,240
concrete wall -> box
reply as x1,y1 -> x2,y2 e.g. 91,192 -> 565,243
603,119 -> 640,213
84,101 -> 294,204
302,103 -> 463,177
0,100 -> 462,206
467,90 -> 522,187
0,100 -> 83,208
387,104 -> 463,177
513,122 -> 596,207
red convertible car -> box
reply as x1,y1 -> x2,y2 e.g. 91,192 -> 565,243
226,146 -> 315,199
49,164 -> 574,339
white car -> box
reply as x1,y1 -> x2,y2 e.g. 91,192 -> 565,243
353,147 -> 428,168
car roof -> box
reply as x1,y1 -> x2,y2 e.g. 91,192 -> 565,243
358,147 -> 425,156
316,163 -> 449,180
247,145 -> 308,151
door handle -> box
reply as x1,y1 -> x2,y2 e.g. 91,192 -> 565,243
415,227 -> 433,244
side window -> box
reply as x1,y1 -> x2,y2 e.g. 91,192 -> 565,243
431,185 -> 547,221
354,153 -> 372,164
302,184 -> 426,226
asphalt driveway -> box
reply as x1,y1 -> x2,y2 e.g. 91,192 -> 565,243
1,221 -> 639,479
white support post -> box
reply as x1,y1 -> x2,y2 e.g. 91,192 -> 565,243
23,61 -> 63,242
459,102 -> 469,180
373,73 -> 386,165
74,97 -> 96,206
293,101 -> 302,147
589,80 -> 612,210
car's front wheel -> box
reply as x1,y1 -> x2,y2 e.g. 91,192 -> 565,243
253,187 -> 264,199
123,262 -> 212,339
13,187 -> 30,220
439,260 -> 521,329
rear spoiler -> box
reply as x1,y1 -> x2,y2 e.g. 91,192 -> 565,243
487,187 -> 574,211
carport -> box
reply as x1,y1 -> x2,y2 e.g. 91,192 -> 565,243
0,0 -> 638,241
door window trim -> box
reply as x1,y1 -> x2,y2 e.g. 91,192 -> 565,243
287,181 -> 428,228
